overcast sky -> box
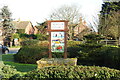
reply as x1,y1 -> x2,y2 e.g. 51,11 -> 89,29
0,0 -> 103,26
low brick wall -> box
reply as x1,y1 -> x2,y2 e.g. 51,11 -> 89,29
36,58 -> 77,69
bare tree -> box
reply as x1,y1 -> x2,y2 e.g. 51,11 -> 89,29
49,5 -> 82,40
49,5 -> 81,23
88,15 -> 100,32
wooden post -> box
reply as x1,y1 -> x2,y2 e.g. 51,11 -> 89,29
48,32 -> 52,58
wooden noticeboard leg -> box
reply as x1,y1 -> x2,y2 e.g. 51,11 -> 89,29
49,52 -> 52,58
64,32 -> 67,59
49,32 -> 52,58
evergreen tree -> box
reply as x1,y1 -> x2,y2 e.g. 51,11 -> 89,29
99,1 -> 120,41
0,6 -> 14,37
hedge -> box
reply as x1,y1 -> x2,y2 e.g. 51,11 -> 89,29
1,65 -> 120,79
14,40 -> 81,64
0,65 -> 18,78
21,66 -> 120,79
14,40 -> 120,70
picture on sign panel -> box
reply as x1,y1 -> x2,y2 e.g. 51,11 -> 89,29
51,22 -> 65,30
51,32 -> 64,52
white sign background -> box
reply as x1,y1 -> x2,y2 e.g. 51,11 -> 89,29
51,22 -> 65,30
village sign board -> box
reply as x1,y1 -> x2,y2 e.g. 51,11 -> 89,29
47,20 -> 68,58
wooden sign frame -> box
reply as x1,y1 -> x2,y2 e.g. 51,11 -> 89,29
47,20 -> 68,59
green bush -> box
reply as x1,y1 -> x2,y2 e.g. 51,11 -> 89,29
0,65 -> 19,78
22,66 -> 120,79
14,46 -> 48,64
90,46 -> 120,69
14,40 -> 82,64
1,65 -> 120,79
68,43 -> 103,58
36,34 -> 48,41
67,43 -> 120,70
83,34 -> 103,43
14,40 -> 120,70
77,44 -> 120,70
20,39 -> 40,46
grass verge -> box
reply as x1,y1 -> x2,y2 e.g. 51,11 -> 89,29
2,54 -> 37,72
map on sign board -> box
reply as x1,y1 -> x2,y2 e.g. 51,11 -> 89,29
51,32 -> 64,52
51,22 -> 65,30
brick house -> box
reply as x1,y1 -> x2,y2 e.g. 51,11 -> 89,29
12,20 -> 35,34
74,17 -> 93,39
0,20 -> 37,45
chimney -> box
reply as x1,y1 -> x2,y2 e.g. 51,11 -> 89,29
17,18 -> 20,22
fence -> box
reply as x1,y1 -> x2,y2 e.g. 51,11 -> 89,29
100,40 -> 119,46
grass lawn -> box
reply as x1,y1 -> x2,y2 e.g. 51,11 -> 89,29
2,54 -> 37,72
9,46 -> 21,48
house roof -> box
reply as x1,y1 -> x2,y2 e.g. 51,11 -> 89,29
12,21 -> 31,29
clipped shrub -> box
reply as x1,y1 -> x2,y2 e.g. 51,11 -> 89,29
68,43 -> 103,58
0,65 -> 18,78
23,66 -> 120,79
77,45 -> 120,70
20,39 -> 40,46
14,39 -> 120,70
14,40 -> 82,64
14,46 -> 48,64
36,34 -> 48,41
83,34 -> 103,43
90,46 -> 120,69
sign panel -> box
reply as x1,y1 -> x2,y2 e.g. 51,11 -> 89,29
51,22 -> 65,30
51,32 -> 64,52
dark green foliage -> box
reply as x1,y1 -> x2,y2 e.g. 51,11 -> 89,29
14,40 -> 81,64
83,34 -> 104,43
90,46 -> 120,69
67,42 -> 120,70
77,45 -> 120,70
12,33 -> 48,41
35,34 -> 48,41
68,43 -> 103,58
19,33 -> 37,39
52,52 -> 64,58
20,39 -> 40,46
14,40 -> 49,64
14,40 -> 120,70
100,1 -> 120,16
14,45 -> 48,64
23,66 -> 120,79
